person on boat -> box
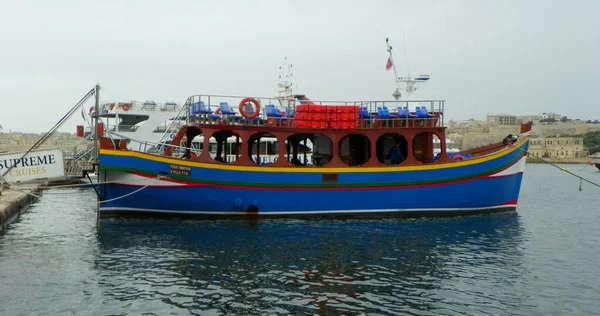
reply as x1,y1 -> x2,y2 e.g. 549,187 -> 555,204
388,139 -> 405,165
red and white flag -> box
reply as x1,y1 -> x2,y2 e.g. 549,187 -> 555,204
385,57 -> 393,71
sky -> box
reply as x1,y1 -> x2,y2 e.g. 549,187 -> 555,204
0,0 -> 599,133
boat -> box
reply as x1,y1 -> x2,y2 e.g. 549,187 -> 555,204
94,44 -> 532,218
85,99 -> 186,152
95,93 -> 531,218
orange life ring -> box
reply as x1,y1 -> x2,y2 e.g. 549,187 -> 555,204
453,155 -> 464,161
239,97 -> 260,119
121,103 -> 131,111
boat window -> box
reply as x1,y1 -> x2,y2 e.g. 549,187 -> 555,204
376,133 -> 407,165
210,130 -> 242,163
338,134 -> 370,166
309,134 -> 332,167
285,133 -> 313,166
431,134 -> 443,162
248,132 -> 278,165
413,132 -> 433,163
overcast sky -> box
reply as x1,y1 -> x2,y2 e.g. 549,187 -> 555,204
1,0 -> 598,133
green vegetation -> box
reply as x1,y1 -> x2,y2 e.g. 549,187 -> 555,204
583,131 -> 600,155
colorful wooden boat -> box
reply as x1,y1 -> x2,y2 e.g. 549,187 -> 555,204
96,92 -> 532,218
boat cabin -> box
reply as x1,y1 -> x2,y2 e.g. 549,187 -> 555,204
99,94 -> 514,167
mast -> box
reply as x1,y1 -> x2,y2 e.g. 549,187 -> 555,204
386,37 -> 430,100
277,57 -> 294,106
278,57 -> 294,96
94,83 -> 100,163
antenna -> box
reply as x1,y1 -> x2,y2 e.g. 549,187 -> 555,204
386,37 -> 430,100
277,56 -> 293,98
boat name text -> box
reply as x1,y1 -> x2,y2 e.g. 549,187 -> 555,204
169,164 -> 191,176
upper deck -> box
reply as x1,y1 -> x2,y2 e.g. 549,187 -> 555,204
184,94 -> 446,131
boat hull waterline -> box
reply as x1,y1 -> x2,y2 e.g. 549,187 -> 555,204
98,138 -> 529,218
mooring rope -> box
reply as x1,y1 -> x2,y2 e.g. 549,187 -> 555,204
513,145 -> 600,191
6,175 -> 166,204
96,184 -> 150,204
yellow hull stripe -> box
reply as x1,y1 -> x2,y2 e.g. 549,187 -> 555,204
99,137 -> 529,173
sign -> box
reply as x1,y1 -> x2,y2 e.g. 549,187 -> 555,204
169,164 -> 191,176
0,148 -> 65,183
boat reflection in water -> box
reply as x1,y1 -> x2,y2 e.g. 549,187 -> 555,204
95,213 -> 525,315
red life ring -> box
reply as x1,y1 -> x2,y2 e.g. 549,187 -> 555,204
215,108 -> 221,114
88,106 -> 94,113
453,155 -> 464,161
108,103 -> 115,110
121,103 -> 131,111
239,97 -> 260,119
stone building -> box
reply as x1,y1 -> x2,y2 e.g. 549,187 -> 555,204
485,114 -> 520,126
527,136 -> 587,161
0,132 -> 91,157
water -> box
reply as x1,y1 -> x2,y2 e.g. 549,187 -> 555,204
1,164 -> 599,315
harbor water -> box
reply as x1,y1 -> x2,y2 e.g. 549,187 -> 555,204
1,164 -> 599,315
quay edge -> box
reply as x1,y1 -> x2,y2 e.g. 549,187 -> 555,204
0,183 -> 42,233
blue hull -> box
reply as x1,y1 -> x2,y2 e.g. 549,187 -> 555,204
99,173 -> 523,217
97,137 -> 529,218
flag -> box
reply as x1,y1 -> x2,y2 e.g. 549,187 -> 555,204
385,57 -> 393,71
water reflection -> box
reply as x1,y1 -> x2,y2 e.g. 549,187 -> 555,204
95,213 -> 525,315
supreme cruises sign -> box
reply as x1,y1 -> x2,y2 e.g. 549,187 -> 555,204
0,148 -> 66,183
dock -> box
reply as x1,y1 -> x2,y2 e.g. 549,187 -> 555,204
0,183 -> 42,233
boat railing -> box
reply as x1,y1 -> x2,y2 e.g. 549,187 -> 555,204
107,130 -> 199,156
97,100 -> 182,113
183,94 -> 445,129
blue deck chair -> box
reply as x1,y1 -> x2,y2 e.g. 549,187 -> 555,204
265,104 -> 286,119
377,107 -> 395,119
219,102 -> 242,120
416,106 -> 434,118
396,106 -> 416,118
359,107 -> 374,119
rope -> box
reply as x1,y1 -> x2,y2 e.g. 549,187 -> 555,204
38,178 -> 155,190
6,175 -> 166,204
514,145 -> 600,190
97,184 -> 150,204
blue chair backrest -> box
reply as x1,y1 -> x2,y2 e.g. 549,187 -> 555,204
416,106 -> 427,118
359,107 -> 371,118
192,101 -> 211,114
397,106 -> 409,117
265,104 -> 281,117
378,107 -> 392,118
199,101 -> 211,113
219,102 -> 236,115
191,101 -> 201,114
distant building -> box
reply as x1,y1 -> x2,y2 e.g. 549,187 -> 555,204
485,114 -> 520,126
528,136 -> 587,160
518,115 -> 542,124
541,112 -> 562,121
0,132 -> 91,157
